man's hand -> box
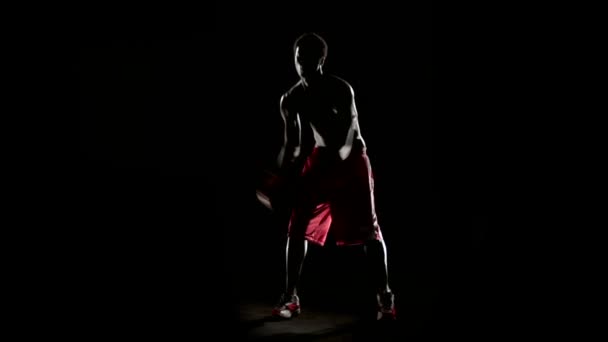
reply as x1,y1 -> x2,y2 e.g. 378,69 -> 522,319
256,168 -> 299,212
338,144 -> 352,160
256,170 -> 289,211
256,189 -> 273,210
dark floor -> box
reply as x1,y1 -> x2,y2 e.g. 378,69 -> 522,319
234,299 -> 419,341
226,232 -> 437,341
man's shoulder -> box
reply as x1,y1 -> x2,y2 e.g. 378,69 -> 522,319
281,81 -> 304,108
326,74 -> 355,97
283,80 -> 304,99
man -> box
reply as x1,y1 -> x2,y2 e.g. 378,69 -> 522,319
265,32 -> 396,320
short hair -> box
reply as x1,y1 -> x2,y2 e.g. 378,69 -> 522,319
293,32 -> 328,59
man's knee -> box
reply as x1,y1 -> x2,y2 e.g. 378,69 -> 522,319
364,238 -> 381,248
288,235 -> 306,242
364,238 -> 386,254
287,236 -> 308,249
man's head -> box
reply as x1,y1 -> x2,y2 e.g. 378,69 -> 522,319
293,33 -> 327,79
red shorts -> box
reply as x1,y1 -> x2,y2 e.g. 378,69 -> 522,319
288,143 -> 383,246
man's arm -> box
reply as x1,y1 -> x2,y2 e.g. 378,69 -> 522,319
277,94 -> 302,169
338,85 -> 358,160
256,95 -> 300,211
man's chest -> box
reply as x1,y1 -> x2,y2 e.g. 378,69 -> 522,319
294,92 -> 342,119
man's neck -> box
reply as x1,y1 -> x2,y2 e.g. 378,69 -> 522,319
301,72 -> 323,88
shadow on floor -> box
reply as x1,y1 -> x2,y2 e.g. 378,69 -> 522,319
235,301 -> 418,341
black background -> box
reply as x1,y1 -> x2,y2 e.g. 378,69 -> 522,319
76,2 -> 492,339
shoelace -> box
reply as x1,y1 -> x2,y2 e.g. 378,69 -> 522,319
277,294 -> 297,307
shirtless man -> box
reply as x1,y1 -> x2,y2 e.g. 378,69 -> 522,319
269,32 -> 396,320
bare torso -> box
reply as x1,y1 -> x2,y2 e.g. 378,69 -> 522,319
283,75 -> 366,154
